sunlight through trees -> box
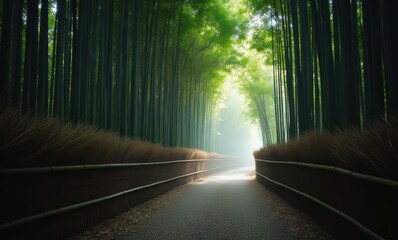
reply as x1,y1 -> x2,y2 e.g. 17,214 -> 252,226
0,0 -> 248,151
246,0 -> 398,143
1,0 -> 396,150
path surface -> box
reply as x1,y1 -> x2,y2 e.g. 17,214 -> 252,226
121,165 -> 334,240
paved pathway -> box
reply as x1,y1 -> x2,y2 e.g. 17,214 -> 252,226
122,166 -> 334,240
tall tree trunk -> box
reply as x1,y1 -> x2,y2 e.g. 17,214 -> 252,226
9,0 -> 23,105
22,0 -> 39,112
0,0 -> 13,100
54,0 -> 66,118
383,0 -> 398,118
70,0 -> 80,123
131,0 -> 140,137
38,0 -> 49,115
362,0 -> 384,120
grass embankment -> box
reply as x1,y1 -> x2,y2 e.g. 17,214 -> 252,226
0,104 -> 217,168
254,119 -> 398,181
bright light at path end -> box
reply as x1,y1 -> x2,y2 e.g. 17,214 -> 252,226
250,124 -> 263,151
191,167 -> 255,185
217,77 -> 263,161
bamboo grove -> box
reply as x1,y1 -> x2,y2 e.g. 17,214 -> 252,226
0,0 -> 243,150
249,0 -> 398,143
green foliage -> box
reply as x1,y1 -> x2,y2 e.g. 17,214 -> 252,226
246,0 -> 398,144
250,29 -> 273,64
0,0 -> 249,152
233,50 -> 276,146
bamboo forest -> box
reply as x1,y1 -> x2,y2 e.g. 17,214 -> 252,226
1,0 -> 398,239
1,0 -> 397,149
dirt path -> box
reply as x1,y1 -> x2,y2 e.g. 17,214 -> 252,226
71,165 -> 334,240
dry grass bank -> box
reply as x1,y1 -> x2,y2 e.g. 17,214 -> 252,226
0,104 -> 218,168
254,119 -> 398,180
